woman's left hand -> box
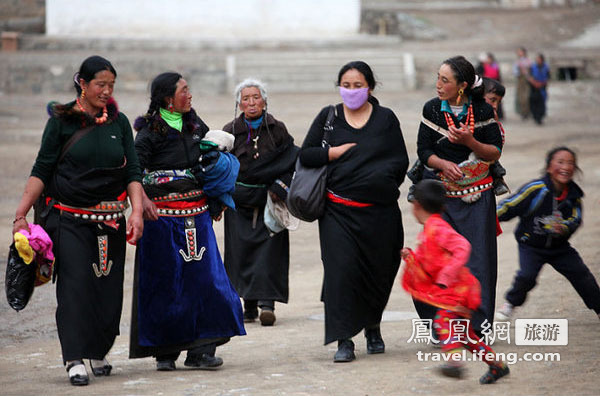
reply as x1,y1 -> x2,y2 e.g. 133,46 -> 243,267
126,211 -> 144,245
447,122 -> 475,146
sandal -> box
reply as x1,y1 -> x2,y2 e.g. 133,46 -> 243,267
66,360 -> 89,386
89,358 -> 112,376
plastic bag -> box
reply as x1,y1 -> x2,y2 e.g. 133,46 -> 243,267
264,193 -> 300,234
5,243 -> 37,311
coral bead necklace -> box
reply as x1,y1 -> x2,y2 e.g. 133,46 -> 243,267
444,103 -> 475,134
76,97 -> 108,124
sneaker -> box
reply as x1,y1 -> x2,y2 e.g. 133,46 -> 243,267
184,353 -> 223,370
480,363 -> 510,384
259,308 -> 276,326
333,339 -> 356,363
156,359 -> 176,371
496,302 -> 514,321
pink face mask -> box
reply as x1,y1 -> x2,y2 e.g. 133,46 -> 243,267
339,87 -> 369,110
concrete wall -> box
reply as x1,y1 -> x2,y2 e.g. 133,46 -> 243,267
46,0 -> 360,39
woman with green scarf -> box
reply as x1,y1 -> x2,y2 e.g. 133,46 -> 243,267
129,72 -> 245,371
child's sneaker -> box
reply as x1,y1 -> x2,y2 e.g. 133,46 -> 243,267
496,302 -> 514,321
479,363 -> 509,384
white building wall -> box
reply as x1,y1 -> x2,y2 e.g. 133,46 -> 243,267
46,0 -> 360,39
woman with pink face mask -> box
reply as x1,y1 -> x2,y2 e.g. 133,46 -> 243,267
298,61 -> 409,363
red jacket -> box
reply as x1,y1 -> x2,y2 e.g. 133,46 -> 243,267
402,214 -> 481,316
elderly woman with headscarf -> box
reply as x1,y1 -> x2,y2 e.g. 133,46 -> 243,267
222,78 -> 299,326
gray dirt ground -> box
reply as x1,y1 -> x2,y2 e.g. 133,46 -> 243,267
1,82 -> 599,395
1,5 -> 600,396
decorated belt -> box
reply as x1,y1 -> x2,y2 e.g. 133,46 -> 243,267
151,189 -> 204,203
327,190 -> 373,208
52,197 -> 129,222
155,197 -> 208,217
445,176 -> 493,198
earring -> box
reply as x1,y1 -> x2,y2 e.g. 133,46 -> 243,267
456,88 -> 464,104
81,89 -> 86,100
168,102 -> 174,113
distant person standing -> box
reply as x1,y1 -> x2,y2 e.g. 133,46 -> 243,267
528,53 -> 550,125
513,47 -> 532,120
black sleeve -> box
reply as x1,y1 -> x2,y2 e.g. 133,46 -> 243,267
298,106 -> 330,168
119,113 -> 142,184
391,112 -> 410,185
416,101 -> 440,165
134,128 -> 154,170
30,117 -> 62,185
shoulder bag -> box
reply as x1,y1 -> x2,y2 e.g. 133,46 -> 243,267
286,105 -> 335,222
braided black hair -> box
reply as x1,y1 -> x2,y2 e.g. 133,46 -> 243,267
145,72 -> 182,117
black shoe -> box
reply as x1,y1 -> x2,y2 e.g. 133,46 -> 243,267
89,359 -> 112,376
259,308 -> 276,326
333,339 -> 356,363
439,363 -> 464,379
493,178 -> 510,196
184,353 -> 223,370
66,360 -> 89,386
156,359 -> 176,371
243,309 -> 258,323
479,364 -> 510,384
407,184 -> 416,203
365,326 -> 385,354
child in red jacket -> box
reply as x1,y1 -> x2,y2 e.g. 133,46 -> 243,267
402,180 -> 509,384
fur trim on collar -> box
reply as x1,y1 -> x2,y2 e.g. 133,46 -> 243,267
134,108 -> 202,135
47,97 -> 120,126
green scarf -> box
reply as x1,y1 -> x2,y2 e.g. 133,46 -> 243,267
160,107 -> 183,132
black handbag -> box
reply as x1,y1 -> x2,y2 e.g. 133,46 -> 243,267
5,243 -> 37,311
286,105 -> 335,222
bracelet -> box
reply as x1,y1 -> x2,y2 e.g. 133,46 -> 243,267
12,216 -> 26,224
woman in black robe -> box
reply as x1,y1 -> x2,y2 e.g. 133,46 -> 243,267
414,56 -> 503,334
12,56 -> 144,386
298,61 -> 409,362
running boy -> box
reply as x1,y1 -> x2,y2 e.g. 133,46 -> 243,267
402,180 -> 509,384
496,146 -> 600,320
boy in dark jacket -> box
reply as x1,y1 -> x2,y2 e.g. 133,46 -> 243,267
496,147 -> 600,320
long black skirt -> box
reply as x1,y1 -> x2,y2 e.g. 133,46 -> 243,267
224,206 -> 289,303
45,209 -> 126,363
444,189 -> 498,331
319,201 -> 403,345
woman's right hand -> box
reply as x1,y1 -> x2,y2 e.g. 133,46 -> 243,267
142,195 -> 159,221
328,143 -> 356,162
439,160 -> 463,182
12,217 -> 30,235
